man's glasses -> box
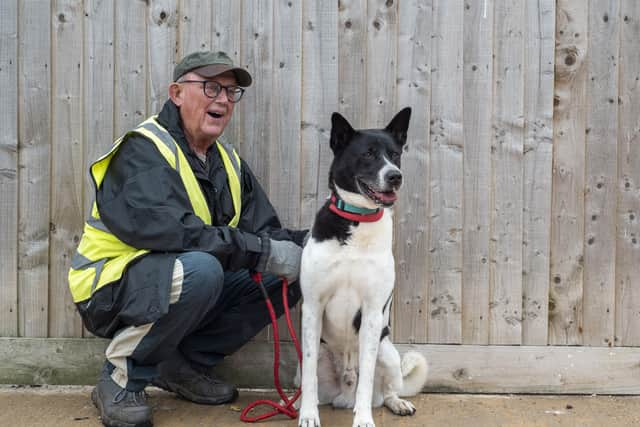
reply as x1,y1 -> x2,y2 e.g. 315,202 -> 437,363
179,80 -> 245,103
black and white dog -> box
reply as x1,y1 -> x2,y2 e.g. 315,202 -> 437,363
298,108 -> 428,427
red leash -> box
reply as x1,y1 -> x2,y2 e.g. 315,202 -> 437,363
240,272 -> 302,422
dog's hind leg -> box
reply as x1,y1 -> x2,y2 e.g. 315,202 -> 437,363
331,350 -> 357,409
377,338 -> 416,416
317,344 -> 341,405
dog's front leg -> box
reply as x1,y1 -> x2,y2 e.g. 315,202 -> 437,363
352,309 -> 383,427
298,300 -> 323,427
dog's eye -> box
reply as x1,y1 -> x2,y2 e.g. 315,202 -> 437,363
364,149 -> 375,158
390,151 -> 400,160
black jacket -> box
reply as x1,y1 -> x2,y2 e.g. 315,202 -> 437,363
80,99 -> 305,337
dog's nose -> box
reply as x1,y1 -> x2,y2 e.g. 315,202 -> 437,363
386,171 -> 403,188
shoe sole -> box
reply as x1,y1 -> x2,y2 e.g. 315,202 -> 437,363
152,379 -> 238,405
91,388 -> 153,427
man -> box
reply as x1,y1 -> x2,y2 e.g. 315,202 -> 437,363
68,51 -> 306,427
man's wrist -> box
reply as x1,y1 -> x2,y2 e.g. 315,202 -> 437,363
254,235 -> 271,272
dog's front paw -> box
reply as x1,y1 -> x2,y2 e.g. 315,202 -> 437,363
384,396 -> 416,416
352,412 -> 375,427
298,407 -> 321,427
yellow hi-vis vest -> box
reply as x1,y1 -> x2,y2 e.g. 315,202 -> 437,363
68,116 -> 242,303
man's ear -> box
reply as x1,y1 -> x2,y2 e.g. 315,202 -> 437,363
385,107 -> 411,146
330,112 -> 355,154
168,82 -> 184,106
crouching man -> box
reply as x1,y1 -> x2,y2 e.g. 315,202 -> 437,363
68,51 -> 306,427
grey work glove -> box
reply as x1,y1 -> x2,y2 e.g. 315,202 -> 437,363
261,239 -> 303,283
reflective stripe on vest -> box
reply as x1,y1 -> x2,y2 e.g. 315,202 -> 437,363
215,140 -> 242,228
68,116 -> 242,303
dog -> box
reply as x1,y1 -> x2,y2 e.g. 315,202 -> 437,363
298,108 -> 429,427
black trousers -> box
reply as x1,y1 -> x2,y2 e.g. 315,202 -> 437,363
103,251 -> 301,391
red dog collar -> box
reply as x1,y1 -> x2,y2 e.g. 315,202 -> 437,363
328,194 -> 383,222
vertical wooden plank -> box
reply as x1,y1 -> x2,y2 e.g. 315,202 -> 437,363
272,0 -> 302,338
550,0 -> 588,345
365,0 -> 397,126
583,0 -> 620,347
616,0 -> 640,346
212,0 -> 243,147
240,0 -> 274,341
239,0 -> 274,185
114,0 -> 147,136
0,0 -> 19,337
300,0 -> 338,223
18,0 -> 52,338
271,0 -> 302,228
147,0 -> 178,114
428,0 -> 463,344
83,0 -> 115,338
338,0 -> 367,127
461,0 -> 493,345
49,0 -> 84,338
394,0 -> 431,344
177,0 -> 212,57
522,0 -> 555,345
84,0 -> 115,215
490,0 -> 525,345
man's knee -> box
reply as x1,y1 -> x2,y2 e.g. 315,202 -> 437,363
174,251 -> 224,303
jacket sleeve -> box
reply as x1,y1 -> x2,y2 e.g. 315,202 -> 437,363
236,159 -> 308,247
96,135 -> 264,271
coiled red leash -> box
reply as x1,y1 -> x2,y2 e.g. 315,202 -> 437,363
240,272 -> 302,422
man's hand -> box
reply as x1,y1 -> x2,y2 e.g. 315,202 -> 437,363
264,239 -> 303,283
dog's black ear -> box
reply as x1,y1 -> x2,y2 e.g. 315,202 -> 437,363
385,107 -> 411,146
330,112 -> 355,153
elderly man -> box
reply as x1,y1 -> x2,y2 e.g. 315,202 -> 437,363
69,51 -> 306,427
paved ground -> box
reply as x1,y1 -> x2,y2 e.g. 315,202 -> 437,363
1,385 -> 640,426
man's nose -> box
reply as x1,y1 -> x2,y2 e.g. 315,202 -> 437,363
215,89 -> 229,102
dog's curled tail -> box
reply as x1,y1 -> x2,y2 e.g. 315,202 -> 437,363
398,351 -> 429,397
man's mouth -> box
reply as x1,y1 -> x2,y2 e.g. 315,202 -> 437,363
357,179 -> 397,206
207,111 -> 224,119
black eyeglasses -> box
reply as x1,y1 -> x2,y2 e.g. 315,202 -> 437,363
179,80 -> 245,103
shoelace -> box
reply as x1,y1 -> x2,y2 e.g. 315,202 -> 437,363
198,373 -> 221,384
112,388 -> 148,405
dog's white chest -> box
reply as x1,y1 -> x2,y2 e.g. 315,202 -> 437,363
301,213 -> 395,350
302,214 -> 395,297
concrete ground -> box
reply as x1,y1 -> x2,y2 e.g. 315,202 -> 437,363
1,385 -> 640,427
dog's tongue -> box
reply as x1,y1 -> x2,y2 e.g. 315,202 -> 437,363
375,191 -> 397,204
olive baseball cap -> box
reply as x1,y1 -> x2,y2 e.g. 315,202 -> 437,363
173,50 -> 252,87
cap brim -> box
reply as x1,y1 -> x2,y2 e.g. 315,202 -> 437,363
191,64 -> 252,87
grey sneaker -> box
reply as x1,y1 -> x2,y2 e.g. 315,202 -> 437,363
151,355 -> 238,405
91,373 -> 152,427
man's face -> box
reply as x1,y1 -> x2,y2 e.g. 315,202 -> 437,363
172,71 -> 238,144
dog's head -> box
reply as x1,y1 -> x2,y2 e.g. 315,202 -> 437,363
328,107 -> 411,208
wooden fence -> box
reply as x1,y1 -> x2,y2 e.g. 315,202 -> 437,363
1,0 -> 640,392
